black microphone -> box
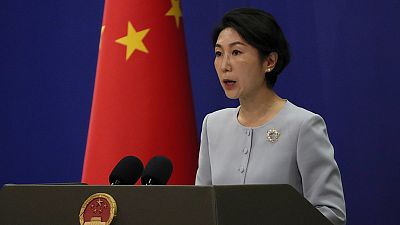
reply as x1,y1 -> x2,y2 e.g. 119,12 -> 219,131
109,156 -> 144,185
141,156 -> 173,185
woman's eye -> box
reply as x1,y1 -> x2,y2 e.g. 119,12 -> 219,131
215,51 -> 222,57
232,50 -> 241,55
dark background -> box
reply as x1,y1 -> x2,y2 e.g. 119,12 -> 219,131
1,1 -> 399,224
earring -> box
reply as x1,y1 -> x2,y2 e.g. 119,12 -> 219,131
266,68 -> 272,73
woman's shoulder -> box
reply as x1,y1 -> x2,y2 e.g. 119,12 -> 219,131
203,107 -> 238,124
209,107 -> 238,116
276,101 -> 329,139
282,101 -> 324,124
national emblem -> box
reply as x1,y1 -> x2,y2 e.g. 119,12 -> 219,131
79,193 -> 117,225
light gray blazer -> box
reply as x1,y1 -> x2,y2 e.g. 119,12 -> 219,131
195,101 -> 346,225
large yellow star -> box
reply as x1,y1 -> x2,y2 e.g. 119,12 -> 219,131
166,0 -> 182,28
99,25 -> 105,49
115,21 -> 150,60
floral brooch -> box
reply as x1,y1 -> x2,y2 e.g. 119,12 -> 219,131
266,129 -> 280,143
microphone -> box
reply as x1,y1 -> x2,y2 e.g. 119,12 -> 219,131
109,156 -> 144,185
141,156 -> 173,185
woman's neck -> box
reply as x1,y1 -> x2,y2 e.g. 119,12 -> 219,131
238,88 -> 285,127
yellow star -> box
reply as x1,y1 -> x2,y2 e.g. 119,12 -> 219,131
166,0 -> 182,28
99,25 -> 105,49
115,21 -> 150,60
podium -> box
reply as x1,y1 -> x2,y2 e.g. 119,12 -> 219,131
0,184 -> 333,225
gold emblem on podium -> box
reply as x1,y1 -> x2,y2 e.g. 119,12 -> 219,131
79,193 -> 117,225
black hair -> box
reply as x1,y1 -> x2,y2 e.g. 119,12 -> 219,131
212,8 -> 291,88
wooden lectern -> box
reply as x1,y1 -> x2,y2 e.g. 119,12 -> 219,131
0,184 -> 333,225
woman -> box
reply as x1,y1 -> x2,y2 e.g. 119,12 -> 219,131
195,8 -> 346,225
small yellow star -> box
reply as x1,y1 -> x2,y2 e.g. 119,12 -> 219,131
166,0 -> 182,28
115,21 -> 150,60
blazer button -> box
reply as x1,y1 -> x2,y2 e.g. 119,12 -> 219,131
246,130 -> 251,136
239,167 -> 245,173
243,148 -> 248,154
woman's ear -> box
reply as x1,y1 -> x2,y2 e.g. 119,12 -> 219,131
263,52 -> 278,73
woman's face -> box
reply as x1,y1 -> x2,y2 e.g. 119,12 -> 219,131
214,27 -> 268,100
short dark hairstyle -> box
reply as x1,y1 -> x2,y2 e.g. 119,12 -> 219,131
212,8 -> 291,88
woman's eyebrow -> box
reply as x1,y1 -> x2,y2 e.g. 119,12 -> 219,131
215,41 -> 247,48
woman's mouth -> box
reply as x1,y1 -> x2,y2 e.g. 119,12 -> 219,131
222,79 -> 236,89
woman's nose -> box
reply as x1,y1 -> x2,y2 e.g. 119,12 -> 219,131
220,55 -> 232,72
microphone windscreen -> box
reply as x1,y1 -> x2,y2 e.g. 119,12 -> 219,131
141,156 -> 173,185
109,156 -> 144,185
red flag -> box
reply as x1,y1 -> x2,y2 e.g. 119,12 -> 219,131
82,0 -> 198,184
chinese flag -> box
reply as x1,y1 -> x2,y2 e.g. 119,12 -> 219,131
82,0 -> 198,184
